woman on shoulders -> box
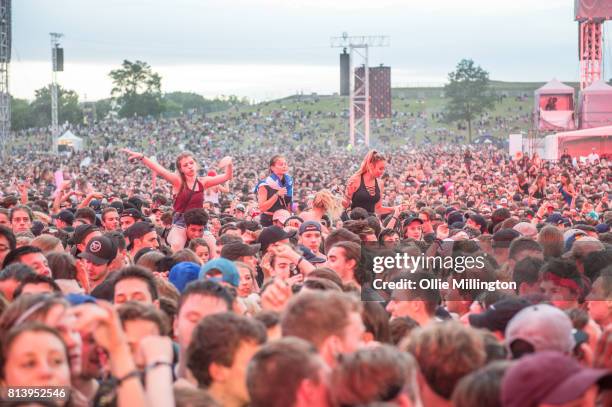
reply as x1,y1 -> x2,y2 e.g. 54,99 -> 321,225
343,150 -> 395,216
123,149 -> 232,250
257,155 -> 293,227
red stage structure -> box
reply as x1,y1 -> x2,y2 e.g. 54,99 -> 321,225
575,0 -> 612,90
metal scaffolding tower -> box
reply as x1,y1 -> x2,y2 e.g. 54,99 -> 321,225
50,32 -> 63,153
0,0 -> 10,158
331,33 -> 389,147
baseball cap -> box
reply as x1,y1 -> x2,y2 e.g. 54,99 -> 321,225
124,222 -> 155,241
257,225 -> 296,252
492,228 -> 520,248
299,245 -> 326,264
53,209 -> 75,225
513,222 -> 537,238
65,293 -> 97,306
69,224 -> 100,245
169,262 -> 200,293
547,213 -> 567,225
505,304 -> 575,354
78,236 -> 117,265
298,221 -> 322,235
501,351 -> 612,407
562,236 -> 604,260
468,297 -> 530,333
120,208 -> 143,221
221,242 -> 261,260
272,209 -> 291,225
595,223 -> 610,233
403,216 -> 423,229
563,228 -> 588,242
110,201 -> 124,213
235,204 -> 246,212
199,258 -> 240,287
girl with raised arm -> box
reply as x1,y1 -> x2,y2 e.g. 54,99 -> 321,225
122,149 -> 233,251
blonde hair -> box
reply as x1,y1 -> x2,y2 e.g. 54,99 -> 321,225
312,189 -> 342,220
354,150 -> 387,178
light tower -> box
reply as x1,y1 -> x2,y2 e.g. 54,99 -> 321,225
50,32 -> 63,153
0,0 -> 10,158
575,1 -> 612,89
331,33 -> 389,147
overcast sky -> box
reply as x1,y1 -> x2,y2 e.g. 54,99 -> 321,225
12,0 -> 606,101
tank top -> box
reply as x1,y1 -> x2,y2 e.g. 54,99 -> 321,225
260,180 -> 292,227
262,182 -> 292,214
173,180 -> 205,213
351,175 -> 380,214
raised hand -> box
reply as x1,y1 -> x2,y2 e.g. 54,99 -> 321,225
121,148 -> 143,162
217,156 -> 233,168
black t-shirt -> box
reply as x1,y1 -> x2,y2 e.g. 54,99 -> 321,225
91,277 -> 114,301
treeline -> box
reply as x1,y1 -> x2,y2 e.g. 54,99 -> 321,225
11,59 -> 249,131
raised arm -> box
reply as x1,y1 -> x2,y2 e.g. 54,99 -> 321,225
122,148 -> 180,187
202,156 -> 233,188
342,175 -> 359,209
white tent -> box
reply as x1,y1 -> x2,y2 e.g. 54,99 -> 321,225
543,125 -> 612,160
56,130 -> 84,152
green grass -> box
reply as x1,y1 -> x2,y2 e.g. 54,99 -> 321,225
216,80 -> 538,145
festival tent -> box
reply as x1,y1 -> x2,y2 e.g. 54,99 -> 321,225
543,125 -> 612,160
534,79 -> 576,131
578,80 -> 612,129
56,130 -> 84,152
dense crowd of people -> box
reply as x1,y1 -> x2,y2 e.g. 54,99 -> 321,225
0,110 -> 610,406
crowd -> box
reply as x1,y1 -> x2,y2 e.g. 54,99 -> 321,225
0,110 -> 609,406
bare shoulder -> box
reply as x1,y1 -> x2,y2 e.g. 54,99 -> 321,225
347,174 -> 360,188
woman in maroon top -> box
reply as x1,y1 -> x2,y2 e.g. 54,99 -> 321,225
123,149 -> 233,250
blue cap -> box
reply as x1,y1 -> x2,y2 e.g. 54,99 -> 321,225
595,223 -> 610,233
65,293 -> 97,306
199,258 -> 240,287
546,213 -> 564,225
169,262 -> 200,293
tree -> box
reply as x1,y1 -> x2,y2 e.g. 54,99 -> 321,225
11,97 -> 34,130
443,59 -> 496,143
109,60 -> 163,118
94,99 -> 112,120
28,85 -> 84,128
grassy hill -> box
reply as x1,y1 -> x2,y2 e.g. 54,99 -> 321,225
213,80 -> 545,145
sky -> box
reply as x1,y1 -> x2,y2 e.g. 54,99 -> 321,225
11,0 -> 608,102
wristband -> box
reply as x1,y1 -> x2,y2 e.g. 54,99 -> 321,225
297,257 -> 305,267
116,369 -> 142,386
